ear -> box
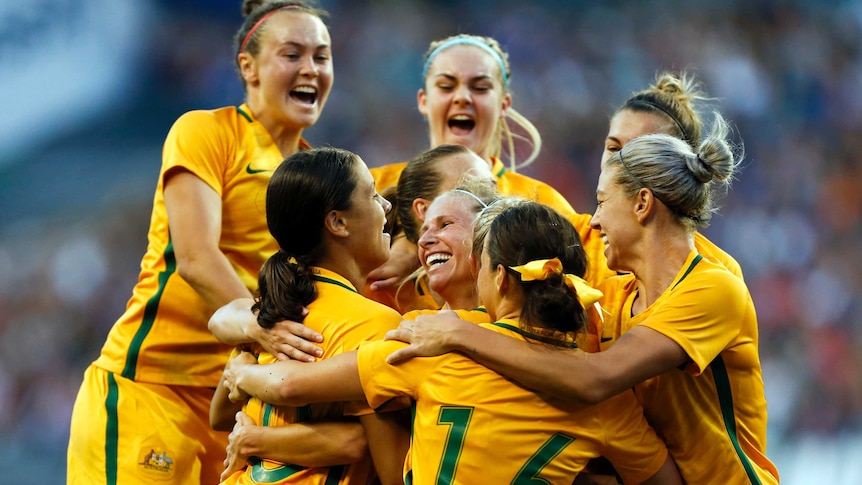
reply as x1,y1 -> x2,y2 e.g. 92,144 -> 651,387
413,198 -> 430,221
238,52 -> 259,86
494,263 -> 509,295
323,210 -> 350,238
469,252 -> 480,280
634,187 -> 656,224
417,88 -> 428,116
499,92 -> 513,119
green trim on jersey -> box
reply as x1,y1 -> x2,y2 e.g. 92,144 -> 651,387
491,322 -> 579,349
237,106 -> 253,123
105,372 -> 120,485
672,254 -> 703,290
712,355 -> 764,485
122,239 -> 177,379
312,274 -> 358,294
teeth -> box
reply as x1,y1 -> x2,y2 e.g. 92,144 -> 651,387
451,115 -> 471,121
425,254 -> 452,267
293,86 -> 317,94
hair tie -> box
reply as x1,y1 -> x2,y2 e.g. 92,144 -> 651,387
509,258 -> 603,308
423,37 -> 509,89
631,98 -> 689,144
451,188 -> 488,208
240,5 -> 301,53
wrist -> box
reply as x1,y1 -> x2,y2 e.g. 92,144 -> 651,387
444,319 -> 470,353
239,424 -> 265,458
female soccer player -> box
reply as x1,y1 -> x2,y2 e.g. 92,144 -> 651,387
212,147 -> 408,485
67,2 -> 342,483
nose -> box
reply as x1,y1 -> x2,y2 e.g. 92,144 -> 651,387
589,210 -> 600,230
453,84 -> 471,105
299,55 -> 319,77
418,228 -> 437,249
380,195 -> 392,214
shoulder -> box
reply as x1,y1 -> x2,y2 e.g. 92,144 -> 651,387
167,107 -> 241,143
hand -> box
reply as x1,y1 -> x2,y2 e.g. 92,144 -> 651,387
223,351 -> 257,402
384,310 -> 468,364
367,235 -> 420,292
221,411 -> 256,482
251,308 -> 324,363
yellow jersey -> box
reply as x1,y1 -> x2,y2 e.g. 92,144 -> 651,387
94,104 -> 310,387
224,267 -> 403,485
357,319 -> 669,485
597,251 -> 778,484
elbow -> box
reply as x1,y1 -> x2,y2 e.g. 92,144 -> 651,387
274,376 -> 310,407
175,257 -> 203,288
553,378 -> 608,406
340,426 -> 369,464
210,413 -> 234,432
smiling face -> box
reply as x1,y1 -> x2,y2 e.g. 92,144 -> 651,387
417,192 -> 479,308
343,158 -> 392,274
241,11 -> 333,131
602,109 -> 670,164
591,163 -> 639,273
418,45 -> 512,163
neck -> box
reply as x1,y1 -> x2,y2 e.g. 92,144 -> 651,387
439,284 -> 479,311
316,250 -> 370,295
632,226 -> 694,312
246,98 -> 304,158
488,294 -> 522,323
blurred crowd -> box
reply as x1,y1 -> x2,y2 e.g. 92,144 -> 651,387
0,0 -> 860,482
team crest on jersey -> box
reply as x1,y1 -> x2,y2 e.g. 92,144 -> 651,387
139,448 -> 175,478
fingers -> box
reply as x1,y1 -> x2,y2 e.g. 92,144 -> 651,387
385,344 -> 419,365
273,338 -> 323,362
369,275 -> 401,292
384,326 -> 414,344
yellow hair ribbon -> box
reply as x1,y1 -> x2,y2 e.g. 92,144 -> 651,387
509,258 -> 603,307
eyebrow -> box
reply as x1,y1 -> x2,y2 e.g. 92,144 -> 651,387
433,73 -> 495,83
278,41 -> 331,50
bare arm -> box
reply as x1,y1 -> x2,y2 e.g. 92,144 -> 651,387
211,369 -> 245,431
385,312 -> 687,405
359,410 -> 410,485
164,170 -> 252,310
640,455 -> 683,485
225,350 -> 366,406
220,411 -> 369,481
209,298 -> 324,362
223,351 -> 408,484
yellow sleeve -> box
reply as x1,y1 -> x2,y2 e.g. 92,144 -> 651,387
597,391 -> 669,484
357,340 -> 433,410
162,110 -> 232,196
694,231 -> 744,279
641,268 -> 749,374
370,162 -> 407,193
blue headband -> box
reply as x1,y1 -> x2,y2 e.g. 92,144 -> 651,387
422,37 -> 509,89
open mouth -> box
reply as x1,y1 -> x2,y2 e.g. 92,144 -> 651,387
448,115 -> 475,135
290,86 -> 318,105
425,253 -> 452,269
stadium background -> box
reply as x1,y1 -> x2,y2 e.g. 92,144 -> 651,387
1,0 -> 860,483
